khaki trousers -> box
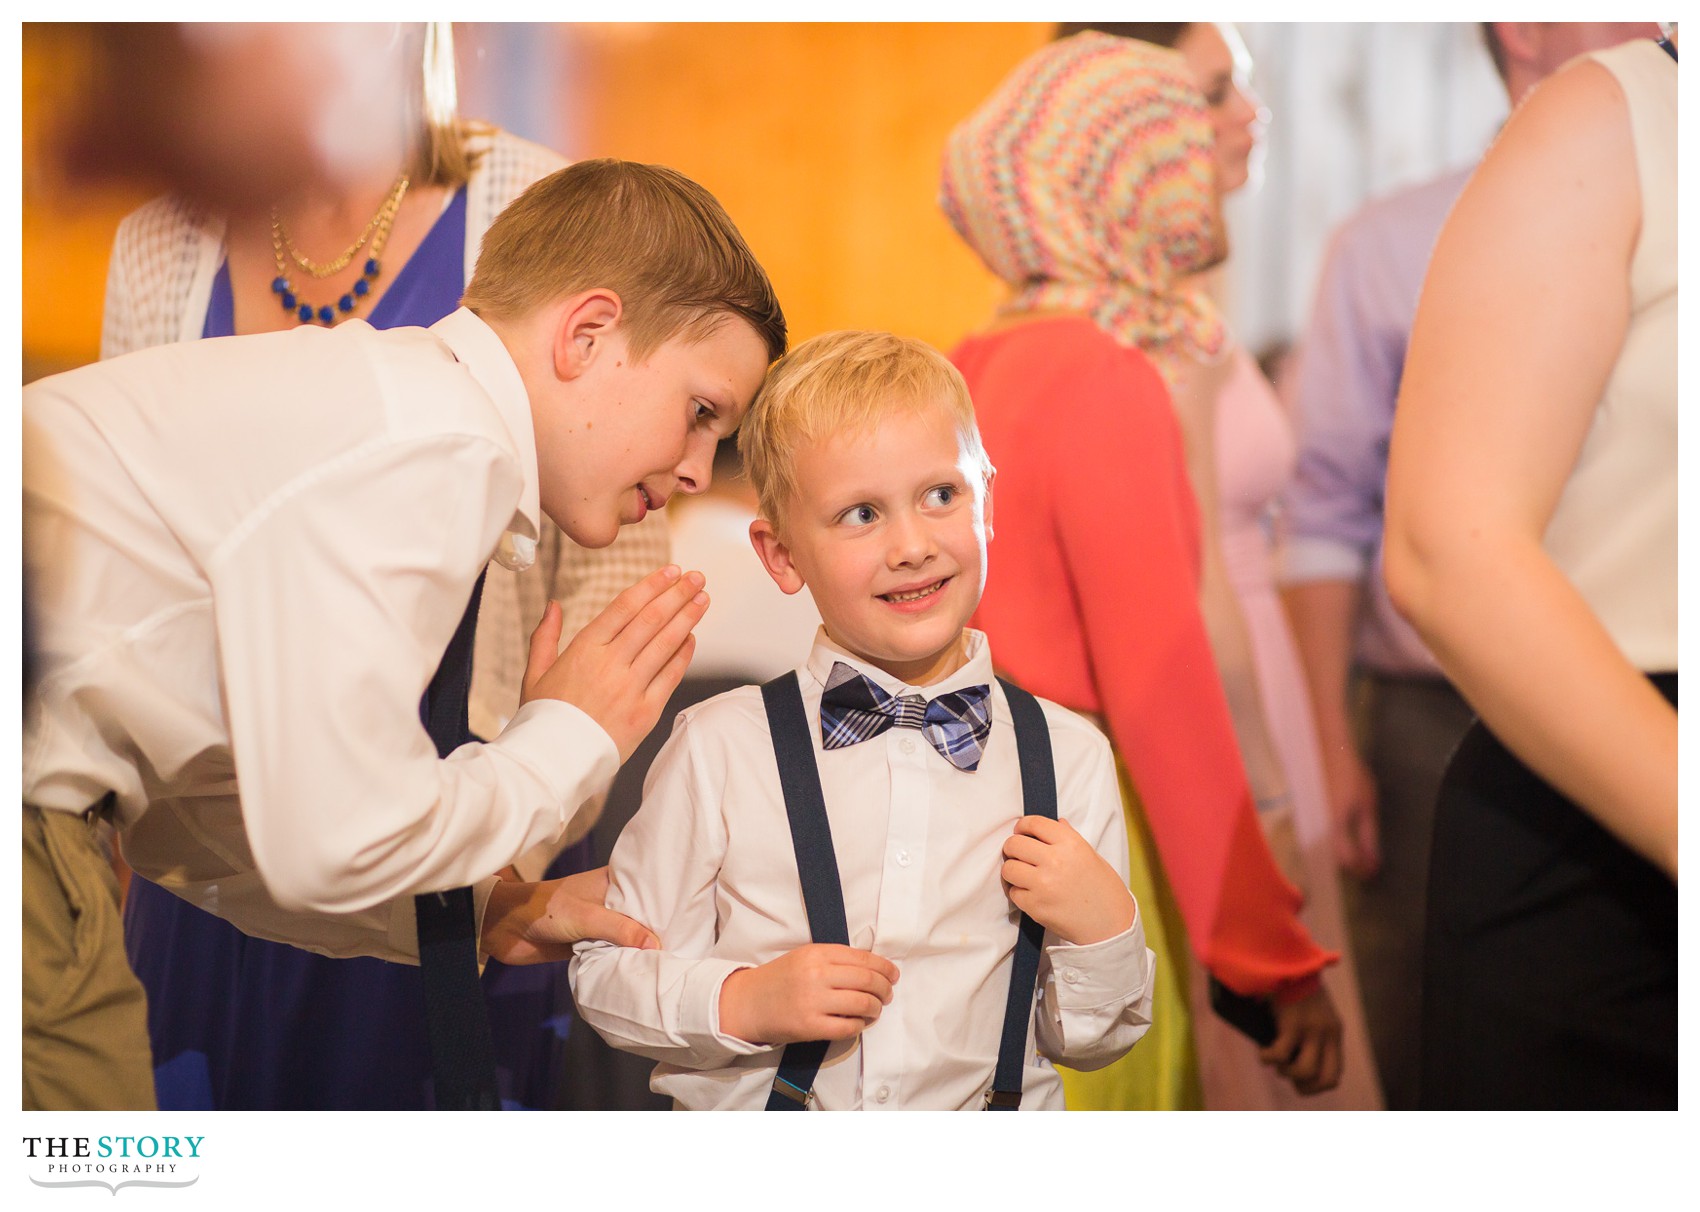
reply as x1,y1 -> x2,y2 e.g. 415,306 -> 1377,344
22,804 -> 156,1110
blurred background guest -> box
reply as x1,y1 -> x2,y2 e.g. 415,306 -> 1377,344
941,31 -> 1345,1110
1051,21 -> 1381,1110
1278,20 -> 1660,1109
100,21 -> 667,1110
1384,29 -> 1675,1109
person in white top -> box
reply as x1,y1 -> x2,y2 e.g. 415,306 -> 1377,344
571,331 -> 1154,1110
1385,33 -> 1675,1106
21,158 -> 785,1110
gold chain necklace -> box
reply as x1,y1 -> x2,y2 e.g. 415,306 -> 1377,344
270,173 -> 411,279
269,174 -> 411,326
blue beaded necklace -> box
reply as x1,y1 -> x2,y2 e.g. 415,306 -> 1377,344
269,174 -> 410,326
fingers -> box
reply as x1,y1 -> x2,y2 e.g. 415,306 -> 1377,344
804,944 -> 899,984
521,600 -> 563,702
807,1013 -> 880,1042
1309,1033 -> 1344,1094
1259,1011 -> 1301,1070
1277,1026 -> 1325,1090
609,570 -> 707,667
818,988 -> 888,1021
824,961 -> 895,1006
1012,814 -> 1069,843
629,579 -> 710,688
570,902 -> 661,951
1001,833 -> 1049,867
575,565 -> 684,647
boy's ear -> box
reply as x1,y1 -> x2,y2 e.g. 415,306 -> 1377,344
749,517 -> 806,596
981,467 -> 996,543
552,289 -> 624,381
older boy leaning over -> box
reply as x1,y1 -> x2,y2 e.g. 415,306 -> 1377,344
571,331 -> 1154,1110
21,160 -> 785,1109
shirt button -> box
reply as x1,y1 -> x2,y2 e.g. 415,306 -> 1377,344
900,738 -> 916,754
875,1085 -> 891,1103
895,849 -> 912,867
1063,968 -> 1080,985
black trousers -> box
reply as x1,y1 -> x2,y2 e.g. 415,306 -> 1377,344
1420,674 -> 1676,1109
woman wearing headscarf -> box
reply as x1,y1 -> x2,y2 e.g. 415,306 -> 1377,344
940,31 -> 1341,1109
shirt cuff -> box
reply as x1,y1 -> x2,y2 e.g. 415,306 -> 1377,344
1045,911 -> 1153,1011
1278,536 -> 1370,585
683,959 -> 773,1058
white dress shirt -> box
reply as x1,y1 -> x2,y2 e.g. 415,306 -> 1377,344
570,628 -> 1154,1110
23,307 -> 617,962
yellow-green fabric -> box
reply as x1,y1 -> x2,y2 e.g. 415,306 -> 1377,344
1058,761 -> 1202,1110
22,804 -> 156,1110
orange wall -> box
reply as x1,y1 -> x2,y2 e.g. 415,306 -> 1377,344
21,22 -> 1047,379
22,25 -> 152,380
563,23 -> 1048,353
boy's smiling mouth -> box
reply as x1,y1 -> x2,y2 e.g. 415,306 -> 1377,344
879,577 -> 951,605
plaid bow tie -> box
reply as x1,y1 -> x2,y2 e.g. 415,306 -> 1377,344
818,661 -> 992,772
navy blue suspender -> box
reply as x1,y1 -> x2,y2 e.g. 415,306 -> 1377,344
758,670 -> 1057,1111
988,676 -> 1060,1109
760,672 -> 852,1109
414,570 -> 502,1111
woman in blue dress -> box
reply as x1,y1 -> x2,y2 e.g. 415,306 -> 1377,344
105,23 -> 667,1110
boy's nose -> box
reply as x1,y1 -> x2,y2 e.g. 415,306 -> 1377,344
675,435 -> 713,496
886,512 -> 936,567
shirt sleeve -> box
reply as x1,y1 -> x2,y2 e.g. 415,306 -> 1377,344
206,429 -> 618,919
1032,716 -> 1154,1068
569,710 -> 771,1069
1051,346 -> 1335,997
1280,217 -> 1404,586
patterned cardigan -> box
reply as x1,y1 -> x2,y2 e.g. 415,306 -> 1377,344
99,126 -> 670,861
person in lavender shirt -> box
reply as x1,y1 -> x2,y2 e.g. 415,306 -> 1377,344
1278,21 -> 1660,1110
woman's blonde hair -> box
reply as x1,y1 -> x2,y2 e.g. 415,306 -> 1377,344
739,330 -> 991,527
405,22 -> 474,188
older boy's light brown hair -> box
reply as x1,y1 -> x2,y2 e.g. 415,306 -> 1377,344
739,330 -> 992,528
462,158 -> 787,363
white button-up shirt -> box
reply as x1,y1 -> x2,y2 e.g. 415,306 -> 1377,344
22,308 -> 616,962
571,629 -> 1154,1110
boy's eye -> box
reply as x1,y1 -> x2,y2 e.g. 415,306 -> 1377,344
924,485 -> 957,508
838,504 -> 877,526
693,400 -> 717,423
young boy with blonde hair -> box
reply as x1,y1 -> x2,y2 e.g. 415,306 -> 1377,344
23,159 -> 783,1108
571,330 -> 1153,1110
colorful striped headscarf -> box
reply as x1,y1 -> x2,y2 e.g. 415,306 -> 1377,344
939,31 -> 1226,383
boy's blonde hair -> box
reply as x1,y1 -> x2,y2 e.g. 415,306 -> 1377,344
462,159 -> 787,364
739,330 -> 992,527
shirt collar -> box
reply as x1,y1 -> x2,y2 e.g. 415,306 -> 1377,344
431,307 -> 540,570
804,627 -> 994,698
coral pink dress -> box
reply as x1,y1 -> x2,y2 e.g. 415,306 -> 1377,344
1191,348 -> 1383,1109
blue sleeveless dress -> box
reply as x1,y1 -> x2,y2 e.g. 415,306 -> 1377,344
123,188 -> 594,1109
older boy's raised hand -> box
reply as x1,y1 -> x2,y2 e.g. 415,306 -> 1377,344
1261,985 -> 1344,1095
521,564 -> 708,763
480,866 -> 659,965
718,944 -> 900,1046
1001,816 -> 1136,946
